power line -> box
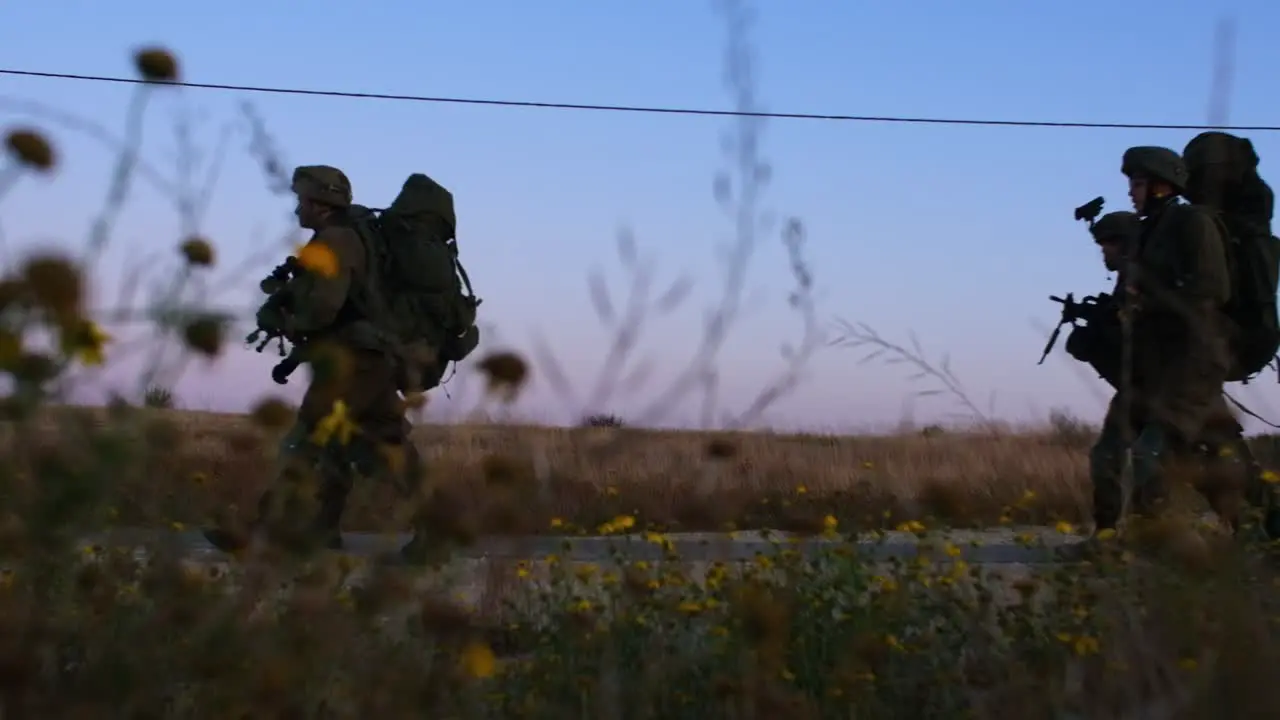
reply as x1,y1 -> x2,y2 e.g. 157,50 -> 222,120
3,67 -> 1280,133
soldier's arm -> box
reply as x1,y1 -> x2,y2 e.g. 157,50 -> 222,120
286,227 -> 362,335
1136,210 -> 1230,315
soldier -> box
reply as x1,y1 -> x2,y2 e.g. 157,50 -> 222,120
1182,131 -> 1280,539
1077,147 -> 1233,545
204,165 -> 427,558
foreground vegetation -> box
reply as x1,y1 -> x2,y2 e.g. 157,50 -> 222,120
7,29 -> 1280,718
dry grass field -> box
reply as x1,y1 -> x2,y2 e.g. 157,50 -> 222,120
35,405 -> 1280,536
28,406 -> 1111,534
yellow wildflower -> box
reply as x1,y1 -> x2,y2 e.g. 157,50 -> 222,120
1054,520 -> 1075,534
64,321 -> 110,366
1072,635 -> 1099,656
895,520 -> 926,533
677,601 -> 702,615
822,514 -> 838,534
1262,470 -> 1279,485
459,640 -> 496,679
943,542 -> 962,558
1095,528 -> 1118,541
309,400 -> 357,445
295,241 -> 339,278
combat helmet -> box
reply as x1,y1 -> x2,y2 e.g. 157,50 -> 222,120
1183,131 -> 1258,174
1090,211 -> 1139,245
291,165 -> 353,208
1121,146 -> 1189,192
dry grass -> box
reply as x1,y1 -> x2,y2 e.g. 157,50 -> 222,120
31,406 -> 1115,535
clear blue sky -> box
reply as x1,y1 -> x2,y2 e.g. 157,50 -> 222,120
3,0 -> 1279,432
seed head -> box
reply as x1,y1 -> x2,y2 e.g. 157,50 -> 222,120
179,237 -> 215,267
20,253 -> 81,318
475,351 -> 528,402
250,397 -> 294,429
183,315 -> 224,357
132,47 -> 180,82
4,128 -> 55,171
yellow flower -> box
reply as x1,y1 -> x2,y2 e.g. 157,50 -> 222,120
822,515 -> 838,534
1262,470 -> 1279,485
550,517 -> 564,529
796,484 -> 808,495
895,520 -> 926,533
309,400 -> 357,445
597,514 -> 636,535
515,562 -> 531,579
459,640 -> 496,679
1054,521 -> 1075,534
63,321 -> 110,366
295,241 -> 339,278
1072,635 -> 1099,656
1095,528 -> 1118,541
943,542 -> 962,558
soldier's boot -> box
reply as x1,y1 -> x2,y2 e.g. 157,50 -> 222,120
394,443 -> 439,566
202,487 -> 278,554
1059,440 -> 1126,561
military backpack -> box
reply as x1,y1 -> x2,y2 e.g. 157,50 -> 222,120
348,173 -> 481,391
1219,214 -> 1280,383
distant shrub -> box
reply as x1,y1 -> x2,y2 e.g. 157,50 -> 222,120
582,413 -> 626,428
143,386 -> 175,409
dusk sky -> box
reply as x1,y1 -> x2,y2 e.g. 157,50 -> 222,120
3,0 -> 1279,432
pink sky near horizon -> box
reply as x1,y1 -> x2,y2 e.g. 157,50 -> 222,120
4,0 -> 1280,433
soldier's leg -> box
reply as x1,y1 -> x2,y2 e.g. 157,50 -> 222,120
203,419 -> 316,553
1234,437 -> 1280,540
1089,396 -> 1131,532
1129,421 -> 1172,519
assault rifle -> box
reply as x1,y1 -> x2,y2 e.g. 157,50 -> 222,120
1038,292 -> 1115,365
245,256 -> 306,384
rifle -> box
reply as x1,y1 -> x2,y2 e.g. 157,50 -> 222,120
1038,292 -> 1115,365
1074,196 -> 1105,228
245,256 -> 306,384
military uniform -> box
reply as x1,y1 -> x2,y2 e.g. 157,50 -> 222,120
1088,147 -> 1234,530
206,166 -> 425,555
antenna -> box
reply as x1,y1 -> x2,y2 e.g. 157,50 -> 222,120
1207,15 -> 1237,127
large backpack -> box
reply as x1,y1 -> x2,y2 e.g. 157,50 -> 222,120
349,173 -> 481,391
1220,215 -> 1280,383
